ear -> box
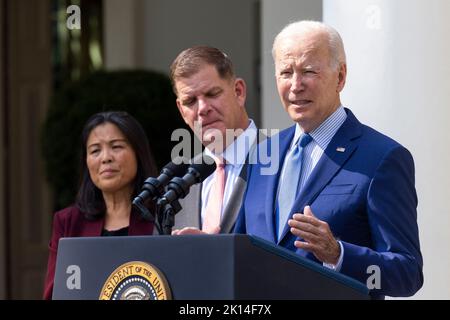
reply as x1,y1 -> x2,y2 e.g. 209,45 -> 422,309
337,63 -> 347,93
176,99 -> 188,124
234,78 -> 247,107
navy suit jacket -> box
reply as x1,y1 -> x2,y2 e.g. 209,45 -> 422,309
235,109 -> 423,298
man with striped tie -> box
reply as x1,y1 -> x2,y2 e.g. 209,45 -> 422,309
234,20 -> 423,299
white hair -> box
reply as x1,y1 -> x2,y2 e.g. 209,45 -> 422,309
272,20 -> 346,70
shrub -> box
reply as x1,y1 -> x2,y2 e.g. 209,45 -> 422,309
41,70 -> 188,210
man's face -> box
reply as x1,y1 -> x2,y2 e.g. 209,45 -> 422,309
274,31 -> 346,132
175,64 -> 247,150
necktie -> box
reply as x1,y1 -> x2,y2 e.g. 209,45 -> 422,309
202,157 -> 226,234
276,133 -> 312,240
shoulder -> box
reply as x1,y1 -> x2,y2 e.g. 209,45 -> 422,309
52,205 -> 103,238
360,124 -> 411,160
52,205 -> 86,228
345,109 -> 411,159
54,205 -> 84,220
362,124 -> 401,147
344,121 -> 415,176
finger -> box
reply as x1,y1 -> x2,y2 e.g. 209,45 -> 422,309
290,228 -> 321,243
208,226 -> 221,234
304,205 -> 315,217
171,229 -> 180,235
294,240 -> 318,252
288,219 -> 320,235
292,213 -> 321,227
177,227 -> 206,235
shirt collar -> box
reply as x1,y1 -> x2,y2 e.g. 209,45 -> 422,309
293,106 -> 347,150
204,119 -> 257,167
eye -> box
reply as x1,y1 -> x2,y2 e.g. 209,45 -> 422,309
89,149 -> 100,155
206,89 -> 222,98
279,70 -> 293,78
304,69 -> 317,75
112,145 -> 124,149
182,97 -> 196,107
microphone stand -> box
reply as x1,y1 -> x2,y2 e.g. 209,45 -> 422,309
157,198 -> 182,235
132,198 -> 162,235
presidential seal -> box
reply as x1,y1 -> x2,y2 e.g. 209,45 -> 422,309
99,261 -> 171,300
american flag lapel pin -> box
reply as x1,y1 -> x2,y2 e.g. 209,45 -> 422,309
336,147 -> 346,153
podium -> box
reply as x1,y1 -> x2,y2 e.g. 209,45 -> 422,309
53,234 -> 368,299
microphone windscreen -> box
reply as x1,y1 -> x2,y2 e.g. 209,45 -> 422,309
163,157 -> 190,176
189,154 -> 216,182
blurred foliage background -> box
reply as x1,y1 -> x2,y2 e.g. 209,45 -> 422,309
41,70 -> 188,210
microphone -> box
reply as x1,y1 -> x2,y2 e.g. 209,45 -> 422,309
132,157 -> 189,207
157,154 -> 216,206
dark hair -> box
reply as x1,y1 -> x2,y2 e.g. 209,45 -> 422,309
76,111 -> 157,219
170,46 -> 235,94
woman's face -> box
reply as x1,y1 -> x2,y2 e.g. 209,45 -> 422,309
86,122 -> 138,195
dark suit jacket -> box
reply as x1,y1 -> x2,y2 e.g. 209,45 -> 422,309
43,206 -> 153,299
235,109 -> 423,298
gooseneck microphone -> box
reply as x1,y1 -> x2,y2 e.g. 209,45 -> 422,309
158,154 -> 216,206
132,157 -> 189,221
157,154 -> 216,235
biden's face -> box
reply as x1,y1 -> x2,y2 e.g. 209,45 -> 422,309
274,31 -> 346,132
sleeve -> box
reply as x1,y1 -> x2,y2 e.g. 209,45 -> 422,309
340,146 -> 423,297
43,212 -> 64,300
323,241 -> 344,272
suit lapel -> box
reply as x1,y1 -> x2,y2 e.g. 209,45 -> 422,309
278,111 -> 363,242
221,166 -> 247,233
220,137 -> 258,233
81,218 -> 104,237
191,183 -> 202,229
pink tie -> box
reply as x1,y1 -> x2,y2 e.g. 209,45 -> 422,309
202,157 -> 226,234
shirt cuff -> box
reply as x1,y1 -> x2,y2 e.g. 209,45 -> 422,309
323,241 -> 344,272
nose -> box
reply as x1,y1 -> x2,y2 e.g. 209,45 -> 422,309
290,73 -> 304,93
197,97 -> 211,116
101,149 -> 113,164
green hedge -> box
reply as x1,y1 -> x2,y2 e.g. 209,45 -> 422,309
41,70 -> 188,210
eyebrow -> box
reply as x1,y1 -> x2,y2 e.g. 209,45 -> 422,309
181,86 -> 222,98
87,139 -> 127,149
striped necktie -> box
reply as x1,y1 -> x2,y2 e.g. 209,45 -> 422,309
275,133 -> 312,240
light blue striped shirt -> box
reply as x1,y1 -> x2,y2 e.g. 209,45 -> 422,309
291,105 -> 347,191
280,106 -> 347,271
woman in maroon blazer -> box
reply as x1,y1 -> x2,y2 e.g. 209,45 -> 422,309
43,111 -> 158,299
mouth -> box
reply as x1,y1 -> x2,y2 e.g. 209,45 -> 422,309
290,100 -> 312,107
100,169 -> 119,175
201,120 -> 221,130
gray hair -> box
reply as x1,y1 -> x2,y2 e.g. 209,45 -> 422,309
272,20 -> 346,70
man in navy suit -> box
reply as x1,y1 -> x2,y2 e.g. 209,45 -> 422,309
235,20 -> 423,298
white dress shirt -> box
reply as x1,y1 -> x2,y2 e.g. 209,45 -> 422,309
201,120 -> 257,223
